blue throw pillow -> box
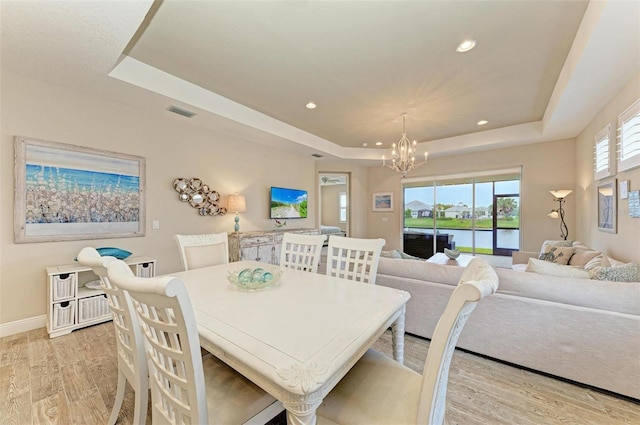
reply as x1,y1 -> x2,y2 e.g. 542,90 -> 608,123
95,247 -> 132,260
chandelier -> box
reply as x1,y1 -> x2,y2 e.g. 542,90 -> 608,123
382,113 -> 428,177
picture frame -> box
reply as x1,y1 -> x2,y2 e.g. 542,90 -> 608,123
597,179 -> 617,233
629,190 -> 640,218
14,136 -> 146,243
619,180 -> 629,199
372,192 -> 394,212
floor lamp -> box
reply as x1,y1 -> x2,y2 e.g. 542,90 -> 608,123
548,190 -> 572,240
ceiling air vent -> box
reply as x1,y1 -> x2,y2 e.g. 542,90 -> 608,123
167,105 -> 196,118
311,153 -> 324,158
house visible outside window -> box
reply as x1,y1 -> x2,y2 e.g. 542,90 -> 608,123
617,98 -> 640,172
594,125 -> 612,180
339,192 -> 347,222
402,167 -> 521,256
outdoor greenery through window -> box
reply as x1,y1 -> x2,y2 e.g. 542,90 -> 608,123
403,168 -> 521,256
339,192 -> 347,222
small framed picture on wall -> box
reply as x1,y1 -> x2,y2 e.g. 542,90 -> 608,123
620,180 -> 629,199
597,179 -> 617,233
372,192 -> 394,212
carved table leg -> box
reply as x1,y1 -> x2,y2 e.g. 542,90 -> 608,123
286,407 -> 317,425
391,305 -> 406,365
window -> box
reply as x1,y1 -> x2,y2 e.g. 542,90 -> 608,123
402,167 -> 521,256
617,98 -> 640,172
339,192 -> 347,222
594,125 -> 612,180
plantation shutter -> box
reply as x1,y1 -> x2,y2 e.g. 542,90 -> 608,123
617,98 -> 640,172
594,125 -> 612,180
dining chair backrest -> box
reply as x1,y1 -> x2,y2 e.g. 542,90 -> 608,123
107,259 -> 210,425
316,257 -> 497,425
174,232 -> 229,271
325,235 -> 385,284
76,247 -> 148,425
279,233 -> 327,273
417,257 -> 499,424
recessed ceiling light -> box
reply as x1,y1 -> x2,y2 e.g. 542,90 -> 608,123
362,142 -> 368,147
477,120 -> 488,126
305,102 -> 317,109
375,142 -> 383,146
456,39 -> 477,53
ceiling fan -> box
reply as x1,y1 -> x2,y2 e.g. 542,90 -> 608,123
320,175 -> 346,185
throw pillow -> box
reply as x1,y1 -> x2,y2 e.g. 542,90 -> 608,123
398,251 -> 423,260
540,240 -> 573,254
380,250 -> 402,259
525,258 -> 590,279
584,254 -> 611,271
607,256 -> 627,267
590,263 -> 640,282
538,245 -> 575,265
96,247 -> 132,259
569,249 -> 602,267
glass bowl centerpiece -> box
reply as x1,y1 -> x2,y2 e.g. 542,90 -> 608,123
227,265 -> 283,291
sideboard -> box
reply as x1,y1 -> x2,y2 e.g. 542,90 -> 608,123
228,228 -> 319,265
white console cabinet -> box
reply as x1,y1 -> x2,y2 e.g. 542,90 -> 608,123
46,256 -> 156,338
228,229 -> 319,265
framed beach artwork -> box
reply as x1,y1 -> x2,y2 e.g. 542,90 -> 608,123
14,136 -> 146,243
372,192 -> 394,212
597,179 -> 617,233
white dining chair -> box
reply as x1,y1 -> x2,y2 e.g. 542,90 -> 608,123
174,232 -> 229,271
76,247 -> 149,425
279,232 -> 327,273
317,258 -> 499,425
106,259 -> 283,425
325,235 -> 385,284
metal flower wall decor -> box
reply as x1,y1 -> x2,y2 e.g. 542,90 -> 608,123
173,178 -> 228,217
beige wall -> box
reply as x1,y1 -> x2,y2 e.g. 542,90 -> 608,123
367,139 -> 576,252
0,70 -> 317,325
575,72 -> 640,263
2,68 -> 637,330
320,184 -> 347,230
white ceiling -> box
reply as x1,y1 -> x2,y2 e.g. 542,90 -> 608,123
1,1 -> 639,163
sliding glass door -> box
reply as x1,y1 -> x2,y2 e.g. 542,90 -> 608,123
403,168 -> 521,258
493,193 -> 520,256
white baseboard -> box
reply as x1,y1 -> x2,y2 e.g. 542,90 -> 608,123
0,315 -> 47,338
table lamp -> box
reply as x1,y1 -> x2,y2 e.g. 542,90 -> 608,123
228,194 -> 246,232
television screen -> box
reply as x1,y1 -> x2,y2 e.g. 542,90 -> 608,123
270,187 -> 308,219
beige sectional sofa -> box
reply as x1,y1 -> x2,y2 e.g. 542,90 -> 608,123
375,256 -> 640,400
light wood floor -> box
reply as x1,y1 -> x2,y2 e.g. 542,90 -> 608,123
1,323 -> 638,424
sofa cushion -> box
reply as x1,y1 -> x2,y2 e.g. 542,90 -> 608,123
377,257 -> 463,287
496,268 -> 640,315
525,258 -> 590,279
591,263 -> 640,282
538,245 -> 575,265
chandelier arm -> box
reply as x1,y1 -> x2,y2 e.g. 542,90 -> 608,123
380,113 -> 428,177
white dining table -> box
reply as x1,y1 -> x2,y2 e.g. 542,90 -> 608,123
171,260 -> 410,425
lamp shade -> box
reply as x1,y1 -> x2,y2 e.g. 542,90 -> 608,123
228,194 -> 246,213
548,210 -> 559,219
549,189 -> 572,199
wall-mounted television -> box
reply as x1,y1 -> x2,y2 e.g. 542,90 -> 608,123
270,187 -> 308,219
